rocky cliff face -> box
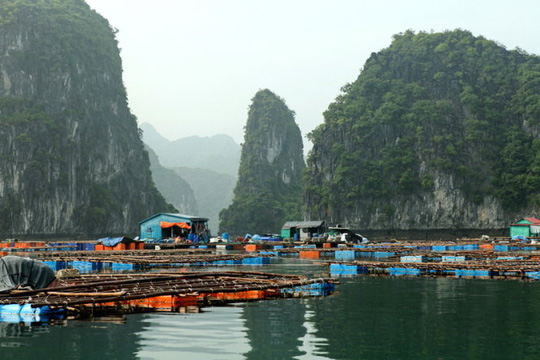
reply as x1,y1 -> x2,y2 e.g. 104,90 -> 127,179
0,0 -> 174,237
305,30 -> 540,231
219,89 -> 305,235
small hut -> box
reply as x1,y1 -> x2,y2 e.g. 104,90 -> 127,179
281,221 -> 326,240
509,218 -> 540,238
139,213 -> 209,242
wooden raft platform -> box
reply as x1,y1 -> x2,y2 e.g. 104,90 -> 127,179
329,259 -> 540,279
36,252 -> 274,265
0,271 -> 338,319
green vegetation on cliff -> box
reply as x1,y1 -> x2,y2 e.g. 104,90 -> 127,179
219,89 -> 305,235
0,0 -> 119,61
305,29 -> 540,228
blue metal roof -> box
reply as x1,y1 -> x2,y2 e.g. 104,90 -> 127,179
139,213 -> 208,225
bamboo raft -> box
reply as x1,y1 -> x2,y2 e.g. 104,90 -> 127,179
35,248 -> 213,258
272,244 -> 540,260
0,271 -> 338,321
329,259 -> 540,279
36,252 -> 274,265
34,252 -> 276,273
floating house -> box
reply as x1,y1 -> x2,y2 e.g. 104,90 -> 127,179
281,221 -> 326,240
510,218 -> 540,238
139,213 -> 209,242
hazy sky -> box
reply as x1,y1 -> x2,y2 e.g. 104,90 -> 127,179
84,0 -> 539,147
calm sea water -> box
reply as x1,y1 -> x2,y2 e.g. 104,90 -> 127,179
1,258 -> 540,359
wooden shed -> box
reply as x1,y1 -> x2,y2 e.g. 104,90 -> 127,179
139,213 -> 209,242
509,218 -> 540,238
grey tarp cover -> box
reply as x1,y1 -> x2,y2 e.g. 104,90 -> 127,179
0,256 -> 55,292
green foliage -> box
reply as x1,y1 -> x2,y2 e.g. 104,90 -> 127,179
421,174 -> 434,190
14,133 -> 31,143
74,183 -> 123,233
0,0 -> 118,58
493,128 -> 540,210
512,62 -> 540,126
0,190 -> 21,233
305,29 -> 540,223
0,98 -> 50,125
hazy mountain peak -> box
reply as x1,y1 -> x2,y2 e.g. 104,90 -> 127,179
140,122 -> 241,176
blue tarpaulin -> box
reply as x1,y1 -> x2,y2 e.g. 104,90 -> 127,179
97,237 -> 131,247
512,235 -> 528,241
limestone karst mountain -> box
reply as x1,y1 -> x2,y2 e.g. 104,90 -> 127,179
0,0 -> 175,237
219,89 -> 305,235
304,29 -> 540,233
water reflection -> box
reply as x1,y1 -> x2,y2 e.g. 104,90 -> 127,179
242,299 -> 307,359
136,307 -> 250,360
296,306 -> 333,359
0,316 -> 145,360
307,276 -> 540,359
134,298 -> 333,359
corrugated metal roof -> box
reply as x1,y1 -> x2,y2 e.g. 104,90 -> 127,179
282,221 -> 325,229
163,213 -> 209,222
511,218 -> 540,226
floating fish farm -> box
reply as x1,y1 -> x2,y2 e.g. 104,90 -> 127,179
0,271 -> 337,323
3,237 -> 540,324
0,240 -> 340,324
325,241 -> 540,280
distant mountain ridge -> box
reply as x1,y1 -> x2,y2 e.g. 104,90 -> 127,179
145,146 -> 199,215
171,166 -> 236,236
140,123 -> 240,176
141,123 -> 240,234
